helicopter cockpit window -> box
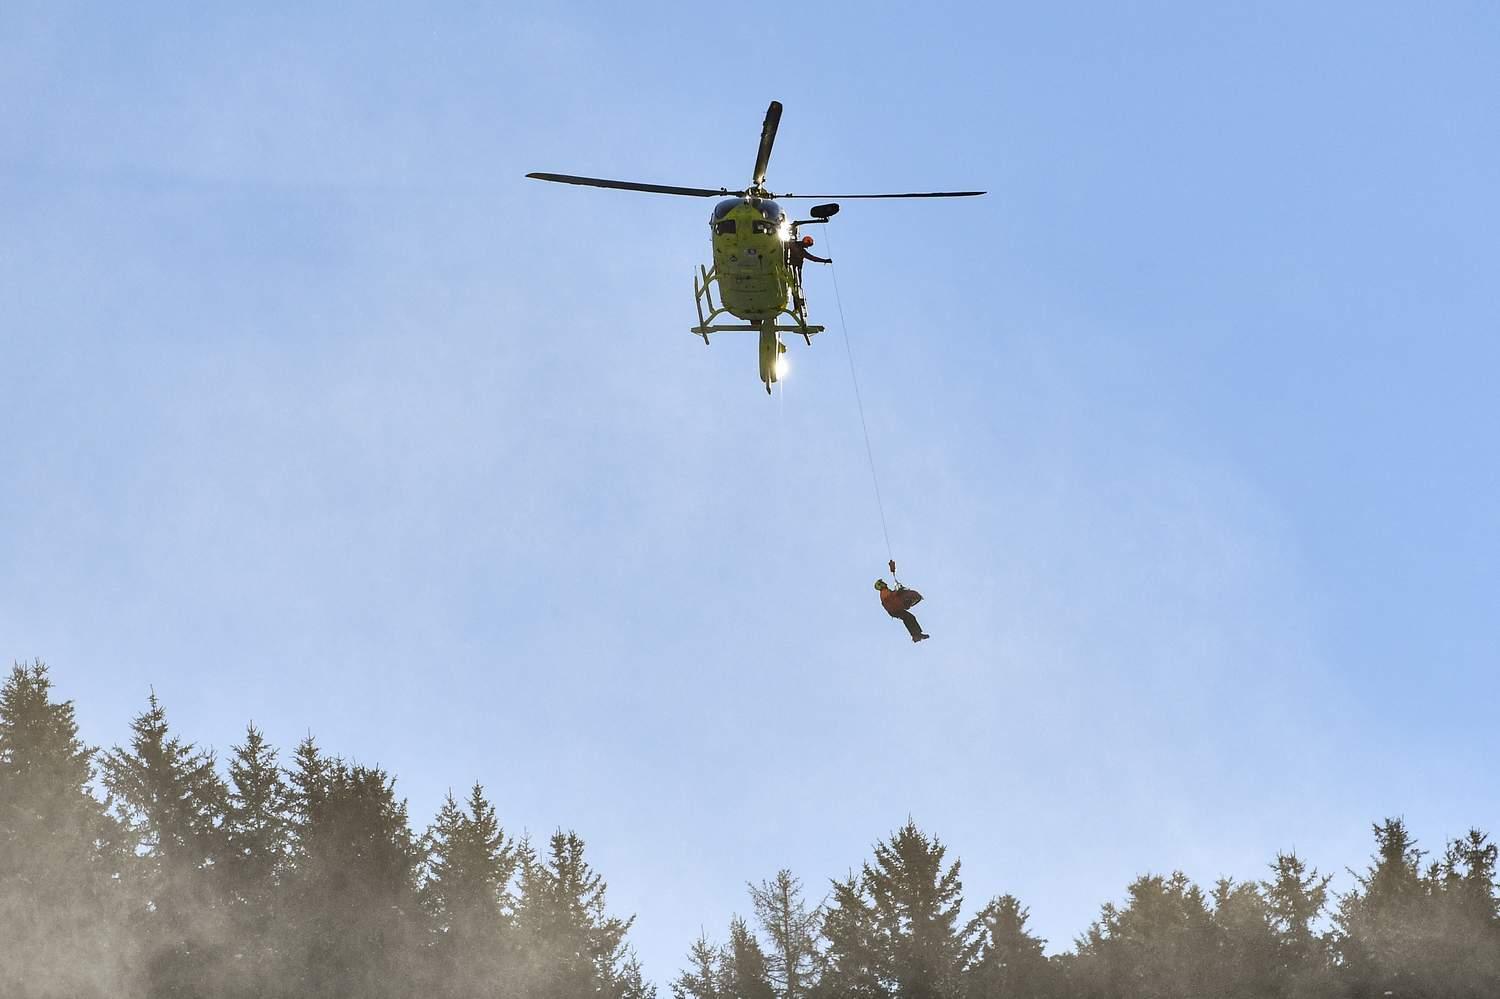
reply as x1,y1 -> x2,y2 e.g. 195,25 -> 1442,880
715,220 -> 737,235
711,198 -> 743,222
753,200 -> 784,222
751,220 -> 776,235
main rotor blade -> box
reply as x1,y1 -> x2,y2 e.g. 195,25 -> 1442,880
773,190 -> 987,199
752,101 -> 783,190
526,173 -> 729,198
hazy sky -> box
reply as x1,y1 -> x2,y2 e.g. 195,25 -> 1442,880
3,2 -> 1497,984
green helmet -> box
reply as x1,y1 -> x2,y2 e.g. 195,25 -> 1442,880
874,579 -> 888,590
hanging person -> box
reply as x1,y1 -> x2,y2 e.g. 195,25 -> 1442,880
788,235 -> 831,312
875,578 -> 929,643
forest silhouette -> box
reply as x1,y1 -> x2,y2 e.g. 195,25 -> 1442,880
3,660 -> 1497,998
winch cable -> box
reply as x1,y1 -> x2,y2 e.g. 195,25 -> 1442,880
820,229 -> 896,571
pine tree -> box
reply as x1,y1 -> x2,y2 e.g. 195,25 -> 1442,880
515,829 -> 653,999
421,783 -> 519,997
812,874 -> 884,999
1334,817 -> 1431,995
673,919 -> 775,999
286,734 -> 331,847
1071,871 -> 1217,999
279,748 -> 426,999
221,723 -> 291,997
0,661 -> 133,999
224,724 -> 289,898
1330,819 -> 1500,994
963,894 -> 1059,999
673,932 -> 728,999
1261,851 -> 1332,997
1208,878 -> 1278,999
865,821 -> 974,999
749,870 -> 821,999
618,953 -> 659,999
1438,829 -> 1499,928
815,822 -> 975,999
101,688 -> 230,999
1424,830 -> 1500,994
725,916 -> 777,999
276,735 -> 331,995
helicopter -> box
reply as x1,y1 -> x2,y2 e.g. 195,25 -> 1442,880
528,102 -> 984,392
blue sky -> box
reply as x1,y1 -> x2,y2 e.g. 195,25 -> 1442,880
3,1 -> 1497,983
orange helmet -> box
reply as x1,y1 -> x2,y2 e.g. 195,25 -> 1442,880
801,236 -> 814,246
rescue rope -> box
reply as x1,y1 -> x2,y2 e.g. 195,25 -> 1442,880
820,230 -> 895,567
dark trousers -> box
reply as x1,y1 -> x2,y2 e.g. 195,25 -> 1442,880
896,611 -> 924,640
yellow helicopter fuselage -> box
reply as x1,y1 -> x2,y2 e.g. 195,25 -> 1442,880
709,197 -> 791,320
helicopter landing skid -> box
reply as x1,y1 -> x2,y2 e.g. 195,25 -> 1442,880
691,264 -> 824,346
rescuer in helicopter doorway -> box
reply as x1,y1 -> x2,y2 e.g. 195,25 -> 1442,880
788,235 -> 831,313
875,577 -> 928,643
